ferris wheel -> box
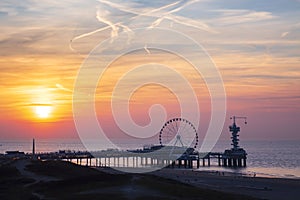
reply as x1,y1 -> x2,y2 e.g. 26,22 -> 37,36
159,118 -> 199,149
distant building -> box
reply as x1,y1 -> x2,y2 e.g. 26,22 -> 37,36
5,151 -> 25,158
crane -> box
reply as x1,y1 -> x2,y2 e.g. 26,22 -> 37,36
230,116 -> 247,125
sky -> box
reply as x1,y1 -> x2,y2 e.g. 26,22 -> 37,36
0,0 -> 299,143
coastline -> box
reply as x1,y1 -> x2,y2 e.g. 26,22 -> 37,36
95,165 -> 300,200
1,158 -> 300,199
1,139 -> 299,180
151,168 -> 300,200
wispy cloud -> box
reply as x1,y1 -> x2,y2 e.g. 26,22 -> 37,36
71,0 -> 215,45
211,9 -> 276,25
281,31 -> 289,38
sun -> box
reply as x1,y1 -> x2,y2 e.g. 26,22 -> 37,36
34,106 -> 52,118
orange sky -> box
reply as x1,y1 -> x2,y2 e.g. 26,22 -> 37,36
0,0 -> 299,141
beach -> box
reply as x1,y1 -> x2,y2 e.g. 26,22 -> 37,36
1,158 -> 299,200
151,168 -> 300,200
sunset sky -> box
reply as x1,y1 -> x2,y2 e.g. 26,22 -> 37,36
0,0 -> 299,142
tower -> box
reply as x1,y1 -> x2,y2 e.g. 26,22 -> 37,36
223,116 -> 248,167
229,116 -> 247,151
32,138 -> 36,159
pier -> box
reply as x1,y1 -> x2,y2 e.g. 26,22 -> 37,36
4,116 -> 248,169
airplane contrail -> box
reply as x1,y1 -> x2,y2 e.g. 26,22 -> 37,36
144,44 -> 151,54
56,83 -> 73,93
96,9 -> 120,40
70,0 -> 214,53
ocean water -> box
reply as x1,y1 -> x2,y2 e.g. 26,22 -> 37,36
0,139 -> 299,179
207,140 -> 300,179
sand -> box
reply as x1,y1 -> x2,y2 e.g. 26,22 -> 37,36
151,168 -> 300,200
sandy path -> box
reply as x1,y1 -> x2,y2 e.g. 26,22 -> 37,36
13,159 -> 59,185
11,159 -> 60,199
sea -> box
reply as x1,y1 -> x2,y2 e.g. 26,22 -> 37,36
1,139 -> 299,179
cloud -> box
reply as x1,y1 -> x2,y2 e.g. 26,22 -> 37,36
211,9 -> 276,25
281,31 -> 289,38
94,0 -> 214,32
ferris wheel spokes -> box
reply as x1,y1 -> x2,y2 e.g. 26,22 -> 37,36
159,118 -> 198,149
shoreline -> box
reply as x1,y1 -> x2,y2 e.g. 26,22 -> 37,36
1,158 -> 300,199
93,164 -> 300,180
95,166 -> 300,200
2,153 -> 299,180
151,168 -> 300,200
194,167 -> 300,180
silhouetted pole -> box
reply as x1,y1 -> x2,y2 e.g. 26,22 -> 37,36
32,138 -> 36,160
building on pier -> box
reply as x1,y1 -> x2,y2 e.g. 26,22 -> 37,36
222,116 -> 247,167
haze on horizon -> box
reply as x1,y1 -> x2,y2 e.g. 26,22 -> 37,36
0,0 -> 299,142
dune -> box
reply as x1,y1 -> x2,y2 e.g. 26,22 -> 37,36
0,158 -> 260,200
2,158 -> 299,199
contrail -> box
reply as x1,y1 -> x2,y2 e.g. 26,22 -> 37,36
95,0 -> 213,32
148,0 -> 202,28
56,83 -> 73,93
71,26 -> 111,42
96,9 -> 120,40
165,14 -> 217,33
96,0 -> 182,17
144,44 -> 151,54
119,23 -> 135,43
70,0 -> 214,53
167,0 -> 200,15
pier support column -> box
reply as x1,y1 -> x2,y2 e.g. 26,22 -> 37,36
243,158 -> 247,167
202,158 -> 205,166
233,159 -> 237,167
172,161 -> 175,168
140,157 -> 143,166
132,157 -> 135,167
197,159 -> 200,168
218,155 -> 221,166
228,159 -> 232,167
238,159 -> 242,167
